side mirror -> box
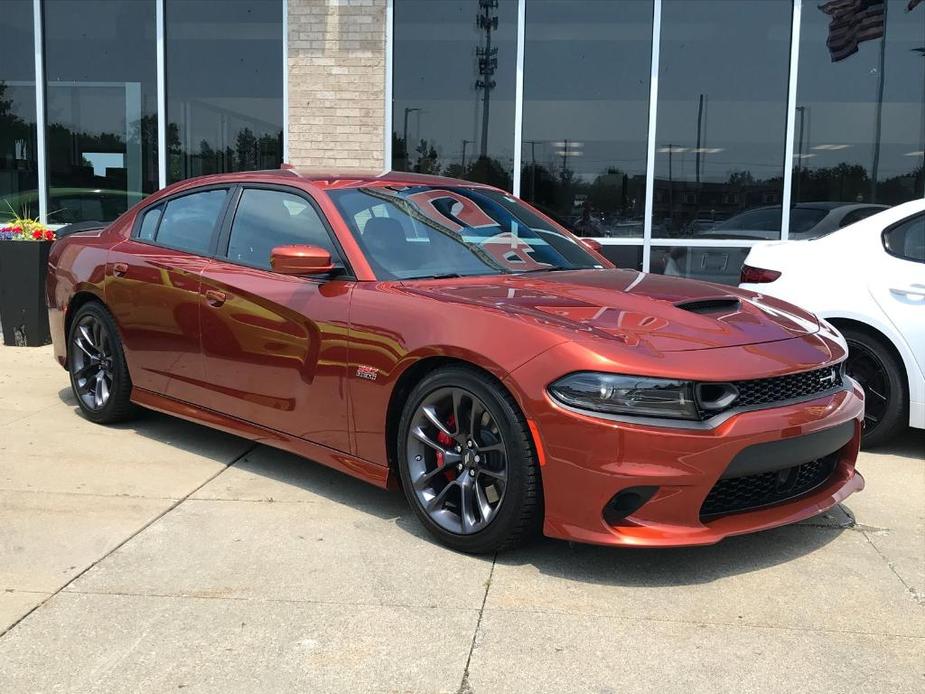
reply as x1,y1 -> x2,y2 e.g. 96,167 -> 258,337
270,245 -> 335,276
580,238 -> 604,254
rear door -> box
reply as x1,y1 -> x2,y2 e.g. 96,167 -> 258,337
107,187 -> 231,399
197,185 -> 354,452
869,212 -> 925,375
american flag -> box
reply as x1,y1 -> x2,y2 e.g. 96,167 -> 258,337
818,0 -> 885,62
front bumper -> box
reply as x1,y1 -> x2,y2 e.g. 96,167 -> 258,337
507,358 -> 865,548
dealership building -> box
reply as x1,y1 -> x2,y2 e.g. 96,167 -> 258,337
1,0 -> 923,283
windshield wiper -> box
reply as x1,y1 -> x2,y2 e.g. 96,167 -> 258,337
515,266 -> 571,274
411,273 -> 463,280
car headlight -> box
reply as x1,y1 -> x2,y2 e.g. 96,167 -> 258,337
548,372 -> 699,420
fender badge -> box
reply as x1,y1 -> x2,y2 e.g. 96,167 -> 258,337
356,365 -> 379,381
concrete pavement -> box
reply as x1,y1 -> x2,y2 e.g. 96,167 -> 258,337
1,345 -> 922,693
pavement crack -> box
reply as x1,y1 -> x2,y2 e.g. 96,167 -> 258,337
859,528 -> 923,606
457,553 -> 496,694
0,443 -> 258,640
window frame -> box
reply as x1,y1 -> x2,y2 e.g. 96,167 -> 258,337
881,212 -> 925,265
215,183 -> 355,280
129,183 -> 234,257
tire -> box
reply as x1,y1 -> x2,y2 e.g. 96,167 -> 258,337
396,365 -> 541,554
67,301 -> 136,424
841,326 -> 907,448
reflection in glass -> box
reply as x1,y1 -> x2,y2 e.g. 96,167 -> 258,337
166,0 -> 283,183
392,0 -> 517,190
650,245 -> 751,286
521,0 -> 652,242
598,244 -> 644,271
43,0 -> 158,223
791,0 -> 924,224
653,0 -> 792,241
0,1 -> 38,218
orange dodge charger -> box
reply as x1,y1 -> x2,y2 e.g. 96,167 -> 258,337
47,169 -> 864,553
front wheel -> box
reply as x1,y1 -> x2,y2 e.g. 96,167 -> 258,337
397,366 -> 541,554
68,302 -> 136,424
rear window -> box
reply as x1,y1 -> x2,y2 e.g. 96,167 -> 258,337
137,206 -> 162,241
714,207 -> 783,232
152,189 -> 228,255
788,208 -> 829,234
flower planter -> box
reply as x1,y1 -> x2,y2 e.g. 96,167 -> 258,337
0,241 -> 52,346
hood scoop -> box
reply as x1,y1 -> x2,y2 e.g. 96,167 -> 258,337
673,297 -> 742,315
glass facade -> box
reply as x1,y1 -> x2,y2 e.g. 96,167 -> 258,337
521,0 -> 652,271
44,0 -> 158,224
652,0 -> 791,238
2,0 -> 923,273
791,0 -> 924,214
166,0 -> 284,183
0,0 -> 283,225
391,0 -> 517,189
391,0 -> 925,283
0,1 -> 39,219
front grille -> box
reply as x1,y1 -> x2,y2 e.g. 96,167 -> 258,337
728,365 -> 843,410
700,454 -> 837,519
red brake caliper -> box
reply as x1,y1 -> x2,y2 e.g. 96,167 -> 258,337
436,415 -> 457,481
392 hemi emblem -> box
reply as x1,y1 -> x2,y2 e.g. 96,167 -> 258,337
356,365 -> 379,381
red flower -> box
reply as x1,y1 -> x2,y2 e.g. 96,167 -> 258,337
32,229 -> 44,240
44,230 -> 55,241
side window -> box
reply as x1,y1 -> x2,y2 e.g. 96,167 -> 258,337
883,215 -> 925,264
155,189 -> 228,254
137,206 -> 162,241
226,188 -> 339,270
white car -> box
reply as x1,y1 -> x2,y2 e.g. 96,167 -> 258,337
740,199 -> 925,446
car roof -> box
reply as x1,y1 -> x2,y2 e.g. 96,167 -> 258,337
165,167 -> 500,192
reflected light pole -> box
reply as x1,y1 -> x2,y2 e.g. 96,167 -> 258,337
524,139 -> 543,201
402,107 -> 422,169
461,139 -> 473,170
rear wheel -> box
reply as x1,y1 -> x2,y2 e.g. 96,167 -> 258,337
68,302 -> 136,424
397,366 -> 541,554
841,326 -> 906,447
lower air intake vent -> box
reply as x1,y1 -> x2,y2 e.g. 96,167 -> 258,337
700,454 -> 838,519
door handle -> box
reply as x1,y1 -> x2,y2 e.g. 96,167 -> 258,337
204,289 -> 227,307
889,284 -> 925,299
112,262 -> 128,278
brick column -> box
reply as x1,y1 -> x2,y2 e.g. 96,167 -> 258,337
288,0 -> 387,171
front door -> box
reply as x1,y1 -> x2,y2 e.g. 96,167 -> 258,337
197,186 -> 354,453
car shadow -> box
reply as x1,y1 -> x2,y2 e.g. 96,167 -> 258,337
57,386 -> 409,523
495,511 -> 851,588
57,386 -> 854,584
863,428 -> 925,459
57,386 -> 259,467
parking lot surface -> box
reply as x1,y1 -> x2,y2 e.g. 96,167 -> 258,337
1,345 -> 922,693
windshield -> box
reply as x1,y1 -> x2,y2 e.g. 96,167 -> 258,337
328,186 -> 603,280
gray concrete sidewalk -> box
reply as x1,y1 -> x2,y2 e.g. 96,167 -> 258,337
1,345 -> 922,693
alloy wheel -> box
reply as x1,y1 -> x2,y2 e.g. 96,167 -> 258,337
71,314 -> 115,411
405,387 -> 508,535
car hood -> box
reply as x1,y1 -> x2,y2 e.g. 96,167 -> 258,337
400,269 -> 819,353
